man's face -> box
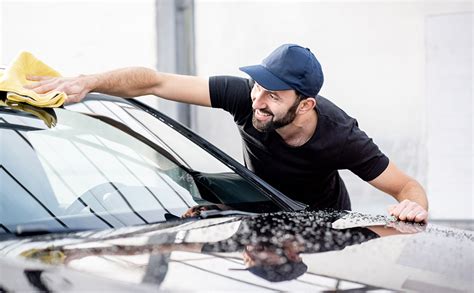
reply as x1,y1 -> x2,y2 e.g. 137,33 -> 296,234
250,83 -> 301,132
243,240 -> 303,267
243,244 -> 286,267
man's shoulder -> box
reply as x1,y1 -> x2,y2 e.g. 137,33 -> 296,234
209,75 -> 253,106
315,95 -> 356,128
210,75 -> 253,89
209,75 -> 253,124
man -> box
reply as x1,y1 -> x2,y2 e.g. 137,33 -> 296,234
26,44 -> 428,222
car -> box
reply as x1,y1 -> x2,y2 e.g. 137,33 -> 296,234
0,93 -> 472,292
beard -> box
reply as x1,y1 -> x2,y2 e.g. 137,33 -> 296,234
252,100 -> 300,132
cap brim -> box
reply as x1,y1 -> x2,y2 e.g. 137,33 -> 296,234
239,65 -> 292,91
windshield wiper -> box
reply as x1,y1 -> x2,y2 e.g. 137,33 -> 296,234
10,224 -> 88,237
199,209 -> 257,219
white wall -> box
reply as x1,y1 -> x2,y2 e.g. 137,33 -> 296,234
0,0 -> 3,61
1,0 -> 156,74
193,0 -> 473,218
425,12 -> 472,219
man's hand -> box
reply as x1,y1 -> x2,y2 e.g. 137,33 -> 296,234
388,199 -> 428,222
25,75 -> 95,104
369,161 -> 429,223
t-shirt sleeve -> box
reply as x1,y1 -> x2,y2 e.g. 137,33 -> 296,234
209,76 -> 253,124
338,120 -> 389,181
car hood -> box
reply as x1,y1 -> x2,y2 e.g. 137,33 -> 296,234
0,210 -> 472,292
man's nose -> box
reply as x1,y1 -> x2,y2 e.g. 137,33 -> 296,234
252,92 -> 266,109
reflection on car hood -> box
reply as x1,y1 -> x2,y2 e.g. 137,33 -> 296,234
0,210 -> 472,292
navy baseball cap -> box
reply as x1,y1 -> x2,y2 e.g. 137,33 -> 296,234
239,44 -> 324,97
247,261 -> 308,282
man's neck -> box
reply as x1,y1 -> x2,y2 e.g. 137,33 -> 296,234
276,110 -> 318,147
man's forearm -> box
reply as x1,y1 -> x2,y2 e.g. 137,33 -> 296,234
395,180 -> 428,211
84,67 -> 161,98
27,66 -> 211,105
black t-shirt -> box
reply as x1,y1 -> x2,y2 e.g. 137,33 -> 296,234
209,76 -> 389,210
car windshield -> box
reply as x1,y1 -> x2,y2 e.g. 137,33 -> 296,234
0,96 -> 282,234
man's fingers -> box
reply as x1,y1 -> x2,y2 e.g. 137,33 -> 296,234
65,94 -> 79,104
403,208 -> 428,222
24,79 -> 55,91
24,75 -> 56,90
25,77 -> 64,93
388,200 -> 428,223
30,82 -> 59,94
398,201 -> 419,220
65,92 -> 88,104
23,81 -> 42,89
414,210 -> 428,222
405,210 -> 418,221
26,75 -> 54,82
400,211 -> 427,222
389,199 -> 410,217
65,93 -> 82,103
403,206 -> 422,221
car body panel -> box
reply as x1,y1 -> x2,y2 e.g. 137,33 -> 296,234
1,210 -> 473,292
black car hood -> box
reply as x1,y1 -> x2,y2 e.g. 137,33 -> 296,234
0,210 -> 472,292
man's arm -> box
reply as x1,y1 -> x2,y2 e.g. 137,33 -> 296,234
26,67 -> 211,106
369,160 -> 429,222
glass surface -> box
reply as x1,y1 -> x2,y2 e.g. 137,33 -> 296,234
0,98 -> 279,233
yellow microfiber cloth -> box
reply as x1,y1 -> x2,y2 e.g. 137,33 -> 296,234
0,51 -> 66,108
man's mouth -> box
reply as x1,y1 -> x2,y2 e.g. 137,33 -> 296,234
254,109 -> 272,120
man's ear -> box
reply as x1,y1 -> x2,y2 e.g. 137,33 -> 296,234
297,97 -> 316,114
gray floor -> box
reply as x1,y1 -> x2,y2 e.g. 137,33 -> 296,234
429,220 -> 474,231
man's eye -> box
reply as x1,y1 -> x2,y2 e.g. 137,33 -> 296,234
270,94 -> 278,100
